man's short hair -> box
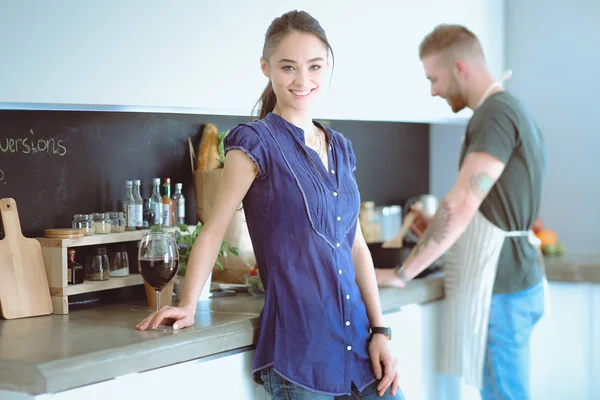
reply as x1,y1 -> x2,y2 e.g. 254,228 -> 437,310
419,24 -> 484,62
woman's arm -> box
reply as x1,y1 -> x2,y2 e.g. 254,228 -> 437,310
136,150 -> 257,330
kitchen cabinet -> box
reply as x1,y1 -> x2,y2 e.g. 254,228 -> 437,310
529,282 -> 599,400
383,300 -> 443,399
0,0 -> 504,123
592,285 -> 600,399
1,350 -> 268,400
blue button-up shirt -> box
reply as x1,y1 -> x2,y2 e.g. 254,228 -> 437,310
223,112 -> 375,396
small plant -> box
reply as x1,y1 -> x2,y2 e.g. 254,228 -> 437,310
217,130 -> 230,165
150,223 -> 239,276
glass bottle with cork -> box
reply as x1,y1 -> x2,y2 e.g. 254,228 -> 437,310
124,180 -> 136,231
148,178 -> 162,226
172,183 -> 185,226
161,178 -> 175,227
132,180 -> 144,230
68,249 -> 85,285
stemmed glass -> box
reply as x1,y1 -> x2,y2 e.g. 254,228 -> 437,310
138,231 -> 179,330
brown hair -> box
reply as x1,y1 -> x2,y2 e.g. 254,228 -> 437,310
419,24 -> 484,62
254,10 -> 334,119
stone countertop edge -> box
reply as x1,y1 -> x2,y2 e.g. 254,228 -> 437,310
0,277 -> 443,395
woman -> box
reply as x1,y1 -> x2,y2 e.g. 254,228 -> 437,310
136,10 -> 404,400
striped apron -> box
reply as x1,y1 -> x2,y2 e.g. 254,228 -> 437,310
439,211 -> 549,389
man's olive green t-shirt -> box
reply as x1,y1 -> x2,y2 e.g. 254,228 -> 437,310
459,91 -> 546,294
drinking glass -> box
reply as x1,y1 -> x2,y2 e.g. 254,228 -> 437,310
138,231 -> 179,330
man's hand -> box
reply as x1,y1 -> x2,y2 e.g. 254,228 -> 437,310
375,268 -> 407,288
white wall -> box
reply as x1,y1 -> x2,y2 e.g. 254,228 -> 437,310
0,0 -> 504,123
505,0 -> 600,251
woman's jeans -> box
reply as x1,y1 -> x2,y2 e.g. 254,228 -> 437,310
261,366 -> 406,400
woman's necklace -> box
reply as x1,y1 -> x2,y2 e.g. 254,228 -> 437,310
310,125 -> 328,166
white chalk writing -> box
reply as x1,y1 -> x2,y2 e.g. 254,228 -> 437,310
0,168 -> 5,185
0,128 -> 67,156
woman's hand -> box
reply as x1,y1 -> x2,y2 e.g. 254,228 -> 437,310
369,333 -> 401,397
135,304 -> 195,331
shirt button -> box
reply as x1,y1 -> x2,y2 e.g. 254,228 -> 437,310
331,169 -> 336,174
347,345 -> 352,351
336,243 -> 340,248
338,269 -> 343,275
346,294 -> 350,300
333,191 -> 338,197
337,216 -> 341,221
345,321 -> 351,326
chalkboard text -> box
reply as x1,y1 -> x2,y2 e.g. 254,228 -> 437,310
0,129 -> 67,156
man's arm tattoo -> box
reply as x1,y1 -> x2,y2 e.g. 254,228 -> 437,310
413,201 -> 452,256
470,172 -> 495,199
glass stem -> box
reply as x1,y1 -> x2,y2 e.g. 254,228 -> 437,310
156,290 -> 161,313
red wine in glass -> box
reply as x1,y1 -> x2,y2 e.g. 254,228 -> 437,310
138,232 -> 179,331
139,258 -> 179,291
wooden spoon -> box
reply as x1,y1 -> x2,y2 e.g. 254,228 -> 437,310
382,202 -> 423,249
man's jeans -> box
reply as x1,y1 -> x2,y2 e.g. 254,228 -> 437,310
481,281 -> 545,400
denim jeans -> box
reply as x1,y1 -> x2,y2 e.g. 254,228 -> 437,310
481,281 -> 545,400
261,366 -> 406,400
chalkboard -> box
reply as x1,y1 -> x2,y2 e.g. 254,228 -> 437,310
0,110 -> 252,237
0,109 -> 429,238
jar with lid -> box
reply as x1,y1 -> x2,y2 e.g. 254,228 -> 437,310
85,247 -> 110,281
359,201 -> 381,243
72,214 -> 94,236
94,213 -> 112,234
110,212 -> 125,233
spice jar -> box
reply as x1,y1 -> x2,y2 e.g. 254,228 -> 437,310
110,245 -> 130,277
85,247 -> 110,281
359,201 -> 381,242
72,214 -> 94,236
118,212 -> 126,230
110,212 -> 125,233
94,213 -> 112,234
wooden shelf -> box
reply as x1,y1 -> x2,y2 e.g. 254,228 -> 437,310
36,225 -> 194,248
37,225 -> 194,314
62,274 -> 144,296
36,230 -> 150,248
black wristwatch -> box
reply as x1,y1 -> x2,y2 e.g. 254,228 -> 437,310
370,327 -> 392,341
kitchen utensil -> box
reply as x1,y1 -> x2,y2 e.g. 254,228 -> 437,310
0,198 -> 53,319
403,195 -> 439,243
382,202 -> 422,248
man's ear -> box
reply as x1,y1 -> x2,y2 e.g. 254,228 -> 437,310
260,57 -> 269,78
454,60 -> 469,79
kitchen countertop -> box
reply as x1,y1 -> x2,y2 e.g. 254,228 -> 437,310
0,252 -> 597,395
0,276 -> 444,395
544,252 -> 600,283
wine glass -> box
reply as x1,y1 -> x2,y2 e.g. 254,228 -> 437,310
138,231 -> 179,330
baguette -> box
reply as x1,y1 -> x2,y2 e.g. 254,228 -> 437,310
207,131 -> 222,170
197,123 -> 218,171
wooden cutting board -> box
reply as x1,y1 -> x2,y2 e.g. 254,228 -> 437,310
0,198 -> 53,319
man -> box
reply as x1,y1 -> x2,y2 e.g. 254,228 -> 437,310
375,24 -> 547,399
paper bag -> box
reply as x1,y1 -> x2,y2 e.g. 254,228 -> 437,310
194,169 -> 256,283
